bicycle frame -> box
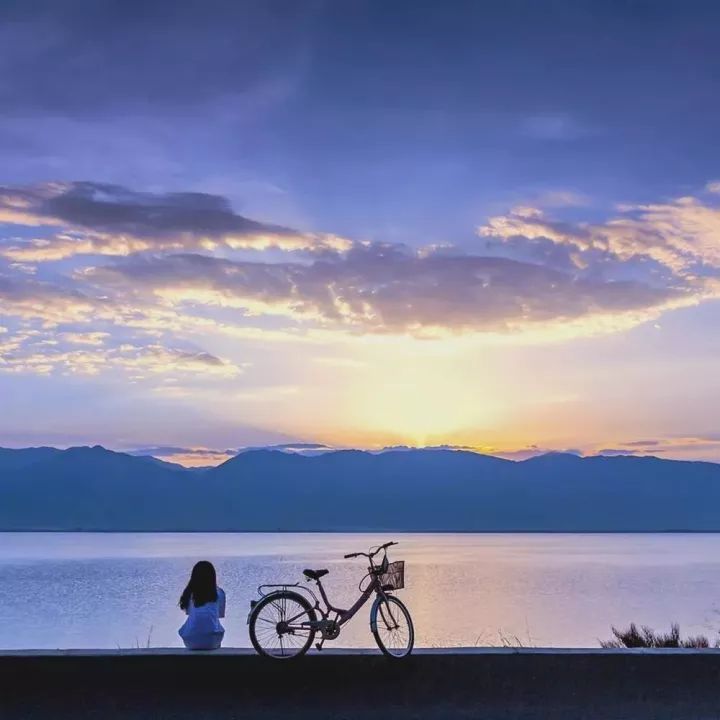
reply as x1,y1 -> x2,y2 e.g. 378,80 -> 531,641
254,550 -> 393,636
310,570 -> 385,628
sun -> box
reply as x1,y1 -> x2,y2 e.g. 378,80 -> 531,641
341,341 -> 505,446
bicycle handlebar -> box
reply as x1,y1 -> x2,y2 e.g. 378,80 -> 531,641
343,541 -> 397,560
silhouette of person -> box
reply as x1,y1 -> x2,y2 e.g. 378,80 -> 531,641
178,560 -> 226,650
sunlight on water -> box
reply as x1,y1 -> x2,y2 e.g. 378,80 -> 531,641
2,533 -> 720,650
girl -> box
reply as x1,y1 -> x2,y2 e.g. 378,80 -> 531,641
178,560 -> 226,650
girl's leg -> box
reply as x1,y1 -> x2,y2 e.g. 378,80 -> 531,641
183,632 -> 223,650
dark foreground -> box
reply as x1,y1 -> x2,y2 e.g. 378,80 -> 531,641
3,648 -> 720,719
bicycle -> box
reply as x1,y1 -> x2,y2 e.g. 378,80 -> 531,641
247,540 -> 414,659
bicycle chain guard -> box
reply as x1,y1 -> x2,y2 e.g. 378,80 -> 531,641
320,618 -> 341,640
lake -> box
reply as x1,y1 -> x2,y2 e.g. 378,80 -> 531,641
1,532 -> 720,650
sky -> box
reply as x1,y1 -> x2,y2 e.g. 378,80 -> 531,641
1,0 -> 720,465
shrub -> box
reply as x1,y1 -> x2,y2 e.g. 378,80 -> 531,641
601,623 -> 718,649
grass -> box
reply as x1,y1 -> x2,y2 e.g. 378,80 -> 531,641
601,623 -> 719,649
472,620 -> 720,649
115,625 -> 154,651
473,621 -> 535,648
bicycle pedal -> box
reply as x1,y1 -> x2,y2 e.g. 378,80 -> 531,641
315,642 -> 323,651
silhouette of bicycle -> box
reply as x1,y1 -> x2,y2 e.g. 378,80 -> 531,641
248,541 -> 414,659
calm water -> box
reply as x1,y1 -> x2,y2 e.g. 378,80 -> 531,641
1,533 -> 720,649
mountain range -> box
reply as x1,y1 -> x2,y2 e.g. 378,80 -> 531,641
1,445 -> 719,532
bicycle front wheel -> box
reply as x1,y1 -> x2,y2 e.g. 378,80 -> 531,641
249,591 -> 316,659
371,595 -> 414,658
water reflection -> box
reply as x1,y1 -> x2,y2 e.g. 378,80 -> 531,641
1,533 -> 720,649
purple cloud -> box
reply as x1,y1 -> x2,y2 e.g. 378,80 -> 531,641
0,182 -> 349,259
85,243 -> 680,335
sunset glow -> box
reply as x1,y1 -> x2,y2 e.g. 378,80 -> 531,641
1,2 -> 720,465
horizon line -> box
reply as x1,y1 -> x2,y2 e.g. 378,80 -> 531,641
3,443 -> 719,469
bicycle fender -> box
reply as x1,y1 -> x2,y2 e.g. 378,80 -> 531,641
369,595 -> 384,633
246,590 -> 283,624
247,589 -> 309,624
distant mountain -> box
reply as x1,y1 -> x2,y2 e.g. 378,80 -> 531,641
0,446 -> 62,472
1,445 -> 719,531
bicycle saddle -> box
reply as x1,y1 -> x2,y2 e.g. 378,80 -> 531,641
303,568 -> 329,580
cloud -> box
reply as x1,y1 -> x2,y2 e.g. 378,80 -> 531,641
83,243 -> 683,338
493,446 -> 583,460
0,332 -> 242,379
128,446 -> 238,467
597,448 -> 640,456
591,436 -> 720,462
0,273 -> 100,325
2,180 -> 720,343
127,441 -> 336,467
0,267 -> 335,349
60,331 -> 110,346
237,442 -> 335,455
478,195 -> 720,278
0,182 -> 351,260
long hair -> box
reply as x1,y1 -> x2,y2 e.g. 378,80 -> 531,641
179,560 -> 218,610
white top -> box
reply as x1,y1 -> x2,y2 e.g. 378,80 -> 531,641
179,587 -> 226,642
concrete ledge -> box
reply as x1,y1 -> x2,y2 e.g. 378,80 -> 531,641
3,648 -> 720,719
5,645 -> 720,655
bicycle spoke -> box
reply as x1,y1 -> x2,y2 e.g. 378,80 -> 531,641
251,593 -> 316,659
374,597 -> 413,658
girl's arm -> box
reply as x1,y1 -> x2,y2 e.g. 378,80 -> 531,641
218,588 -> 226,618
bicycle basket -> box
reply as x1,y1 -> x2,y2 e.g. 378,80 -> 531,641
380,560 -> 405,590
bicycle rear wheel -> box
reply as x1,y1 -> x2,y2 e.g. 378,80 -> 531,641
249,591 -> 316,659
371,595 -> 414,658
